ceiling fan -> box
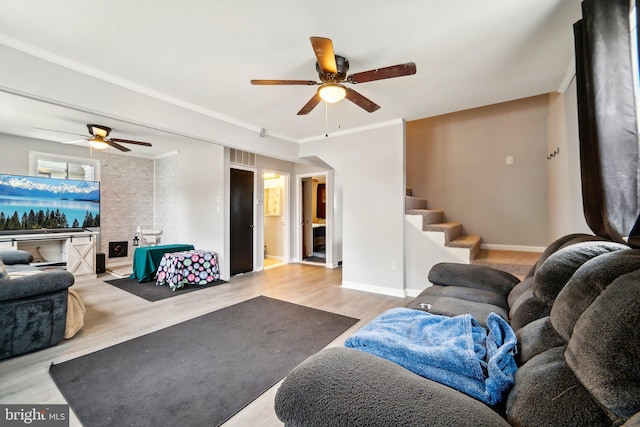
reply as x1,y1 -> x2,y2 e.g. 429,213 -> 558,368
251,37 -> 417,115
36,124 -> 152,152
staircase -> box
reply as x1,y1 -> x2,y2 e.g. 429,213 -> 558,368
405,189 -> 482,263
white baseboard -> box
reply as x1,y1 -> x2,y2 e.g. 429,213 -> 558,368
341,281 -> 406,298
405,288 -> 424,298
106,260 -> 132,268
480,243 -> 545,253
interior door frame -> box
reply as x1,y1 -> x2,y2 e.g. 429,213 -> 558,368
296,171 -> 332,267
229,165 -> 257,274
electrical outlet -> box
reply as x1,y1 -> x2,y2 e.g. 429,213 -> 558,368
506,156 -> 514,166
391,261 -> 397,271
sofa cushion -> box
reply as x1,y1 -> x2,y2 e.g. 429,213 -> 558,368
507,277 -> 533,307
0,250 -> 33,266
533,241 -> 629,305
508,288 -> 550,331
515,316 -> 566,365
275,347 -> 512,427
566,269 -> 640,423
419,284 -> 509,311
427,263 -> 519,297
551,249 -> 640,341
522,233 -> 609,279
506,346 -> 611,426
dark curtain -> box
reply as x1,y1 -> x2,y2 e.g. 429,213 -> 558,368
574,0 -> 640,246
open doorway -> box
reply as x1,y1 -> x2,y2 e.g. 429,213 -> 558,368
263,172 -> 289,269
300,174 -> 327,264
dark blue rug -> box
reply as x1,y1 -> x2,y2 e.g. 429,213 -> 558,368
104,276 -> 226,302
50,296 -> 359,426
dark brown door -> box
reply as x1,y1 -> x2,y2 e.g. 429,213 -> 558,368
230,168 -> 254,275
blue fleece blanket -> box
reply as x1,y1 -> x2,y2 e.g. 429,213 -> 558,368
344,308 -> 518,405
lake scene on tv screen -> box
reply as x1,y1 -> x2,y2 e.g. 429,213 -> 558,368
0,174 -> 100,231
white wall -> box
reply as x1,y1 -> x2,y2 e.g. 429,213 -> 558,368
175,143 -> 227,277
547,78 -> 591,239
300,121 -> 406,296
154,152 -> 180,244
0,134 -> 91,174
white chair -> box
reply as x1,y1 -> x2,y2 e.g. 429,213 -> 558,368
136,226 -> 163,246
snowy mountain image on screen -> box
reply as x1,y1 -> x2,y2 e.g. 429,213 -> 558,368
0,175 -> 99,201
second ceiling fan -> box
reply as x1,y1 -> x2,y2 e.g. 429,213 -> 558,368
37,124 -> 152,152
251,37 -> 416,115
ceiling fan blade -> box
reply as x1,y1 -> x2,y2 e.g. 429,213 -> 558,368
110,138 -> 153,147
106,140 -> 131,152
310,37 -> 337,75
297,93 -> 323,115
347,62 -> 417,84
345,88 -> 380,113
251,79 -> 318,86
34,127 -> 88,138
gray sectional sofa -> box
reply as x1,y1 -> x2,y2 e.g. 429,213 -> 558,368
0,250 -> 75,360
274,235 -> 640,426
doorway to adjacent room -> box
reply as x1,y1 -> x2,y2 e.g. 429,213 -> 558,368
263,171 -> 289,269
300,174 -> 327,265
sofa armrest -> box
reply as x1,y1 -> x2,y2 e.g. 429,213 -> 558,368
275,347 -> 510,427
0,270 -> 75,302
428,262 -> 520,297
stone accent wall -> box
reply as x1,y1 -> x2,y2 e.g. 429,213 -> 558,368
99,154 -> 154,266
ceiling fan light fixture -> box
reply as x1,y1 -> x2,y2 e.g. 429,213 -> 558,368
318,83 -> 347,103
88,136 -> 109,150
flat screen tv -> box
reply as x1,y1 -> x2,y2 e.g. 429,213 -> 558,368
0,173 -> 100,233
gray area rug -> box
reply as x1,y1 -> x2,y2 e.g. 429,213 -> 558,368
49,296 -> 359,427
104,276 -> 227,302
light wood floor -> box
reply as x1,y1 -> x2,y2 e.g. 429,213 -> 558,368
0,264 -> 412,426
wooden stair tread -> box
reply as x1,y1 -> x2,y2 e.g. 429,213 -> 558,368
424,222 -> 461,230
406,209 -> 443,215
406,209 -> 444,224
447,235 -> 482,248
424,222 -> 462,243
405,195 -> 428,211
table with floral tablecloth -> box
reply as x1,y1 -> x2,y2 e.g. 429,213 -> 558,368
156,249 -> 220,291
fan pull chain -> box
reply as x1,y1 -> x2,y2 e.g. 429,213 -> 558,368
325,101 -> 329,138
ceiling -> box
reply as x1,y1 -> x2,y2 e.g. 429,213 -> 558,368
0,0 -> 582,157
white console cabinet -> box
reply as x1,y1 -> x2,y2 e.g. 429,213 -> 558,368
0,230 -> 98,277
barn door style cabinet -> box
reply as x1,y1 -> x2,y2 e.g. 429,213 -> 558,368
0,230 -> 98,277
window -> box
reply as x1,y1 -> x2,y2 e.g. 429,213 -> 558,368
29,152 -> 100,181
